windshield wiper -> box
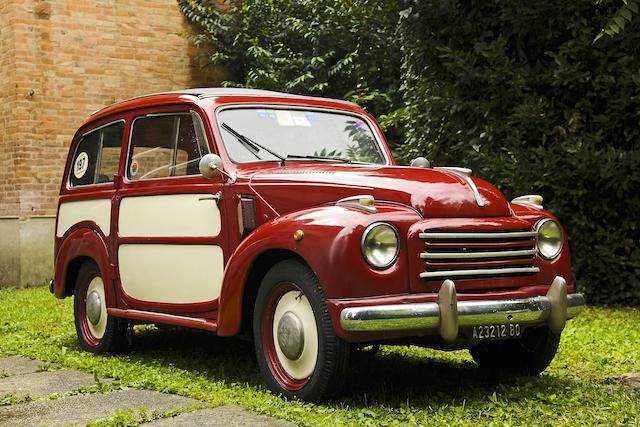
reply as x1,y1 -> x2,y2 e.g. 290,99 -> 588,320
286,154 -> 352,164
221,123 -> 285,164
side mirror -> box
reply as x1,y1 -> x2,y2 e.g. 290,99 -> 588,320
199,154 -> 225,179
410,157 -> 430,168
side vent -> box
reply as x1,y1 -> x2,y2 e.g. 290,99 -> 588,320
240,195 -> 258,237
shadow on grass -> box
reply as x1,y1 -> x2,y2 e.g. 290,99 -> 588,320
60,326 -> 579,407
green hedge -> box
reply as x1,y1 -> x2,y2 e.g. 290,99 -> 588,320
179,0 -> 640,305
178,0 -> 402,117
398,0 -> 640,305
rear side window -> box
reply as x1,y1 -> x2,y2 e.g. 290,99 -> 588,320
126,112 -> 209,181
69,121 -> 124,187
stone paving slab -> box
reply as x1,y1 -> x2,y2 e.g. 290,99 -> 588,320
0,369 -> 98,398
0,357 -> 43,377
142,406 -> 295,427
0,388 -> 198,427
619,373 -> 640,392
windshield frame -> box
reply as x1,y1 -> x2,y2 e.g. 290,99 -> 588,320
213,104 -> 391,166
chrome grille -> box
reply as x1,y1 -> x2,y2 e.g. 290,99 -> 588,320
419,230 -> 539,280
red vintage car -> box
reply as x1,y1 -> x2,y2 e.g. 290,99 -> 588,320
52,88 -> 585,401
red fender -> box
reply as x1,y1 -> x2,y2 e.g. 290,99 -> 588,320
54,224 -> 114,307
216,203 -> 420,336
509,204 -> 574,287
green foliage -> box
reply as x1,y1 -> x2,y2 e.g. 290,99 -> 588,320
177,0 -> 402,118
179,0 -> 640,305
595,0 -> 639,41
398,0 -> 640,305
2,287 -> 640,425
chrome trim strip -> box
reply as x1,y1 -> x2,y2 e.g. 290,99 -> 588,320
336,195 -> 377,213
513,200 -> 543,210
126,309 -> 208,323
420,249 -> 537,259
340,277 -> 586,338
419,231 -> 537,240
512,194 -> 544,210
434,166 -> 485,207
419,266 -> 539,279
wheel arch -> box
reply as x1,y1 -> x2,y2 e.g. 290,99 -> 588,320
219,246 -> 312,337
54,226 -> 114,306
63,255 -> 95,297
238,249 -> 309,338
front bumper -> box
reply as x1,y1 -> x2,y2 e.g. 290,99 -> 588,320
340,276 -> 585,341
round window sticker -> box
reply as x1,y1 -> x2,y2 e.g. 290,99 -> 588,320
129,159 -> 140,177
73,152 -> 89,179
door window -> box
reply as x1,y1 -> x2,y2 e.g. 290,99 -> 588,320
69,121 -> 124,187
126,112 -> 209,181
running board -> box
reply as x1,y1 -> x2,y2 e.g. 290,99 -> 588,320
107,308 -> 217,332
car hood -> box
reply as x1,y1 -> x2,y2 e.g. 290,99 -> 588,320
248,164 -> 511,217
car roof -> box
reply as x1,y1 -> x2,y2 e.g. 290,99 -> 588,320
161,88 -> 358,106
89,87 -> 359,122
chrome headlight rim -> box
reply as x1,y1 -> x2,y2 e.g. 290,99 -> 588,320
361,222 -> 400,269
536,218 -> 563,260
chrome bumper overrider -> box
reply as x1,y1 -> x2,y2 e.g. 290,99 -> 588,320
339,276 -> 585,341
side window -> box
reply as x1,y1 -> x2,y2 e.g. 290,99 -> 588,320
98,123 -> 125,183
127,112 -> 209,181
69,122 -> 124,187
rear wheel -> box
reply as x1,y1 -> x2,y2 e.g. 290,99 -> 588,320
469,325 -> 560,375
74,261 -> 127,353
253,259 -> 350,402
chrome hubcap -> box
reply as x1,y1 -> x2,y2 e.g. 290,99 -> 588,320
86,290 -> 102,325
277,311 -> 305,360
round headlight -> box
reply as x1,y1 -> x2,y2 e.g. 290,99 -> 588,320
536,219 -> 563,259
361,223 -> 399,268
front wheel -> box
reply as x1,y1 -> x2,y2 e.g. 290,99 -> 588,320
469,325 -> 561,376
253,259 -> 350,402
74,261 -> 128,353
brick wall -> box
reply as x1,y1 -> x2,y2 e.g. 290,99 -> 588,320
0,0 -> 223,286
0,2 -> 19,216
0,0 -> 222,217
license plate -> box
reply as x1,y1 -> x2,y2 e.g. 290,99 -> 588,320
472,324 -> 522,341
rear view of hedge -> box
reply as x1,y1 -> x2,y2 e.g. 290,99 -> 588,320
179,0 -> 640,305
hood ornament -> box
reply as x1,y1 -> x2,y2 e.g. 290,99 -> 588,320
434,167 -> 485,207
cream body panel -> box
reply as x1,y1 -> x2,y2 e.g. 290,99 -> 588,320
57,199 -> 111,237
118,244 -> 223,304
119,194 -> 221,237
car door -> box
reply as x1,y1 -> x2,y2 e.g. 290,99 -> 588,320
114,108 -> 226,311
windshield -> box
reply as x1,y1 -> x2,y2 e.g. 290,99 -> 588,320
217,108 -> 387,164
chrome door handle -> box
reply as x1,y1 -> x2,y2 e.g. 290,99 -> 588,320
198,192 -> 221,204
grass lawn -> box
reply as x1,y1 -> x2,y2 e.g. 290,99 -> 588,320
0,286 -> 638,426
